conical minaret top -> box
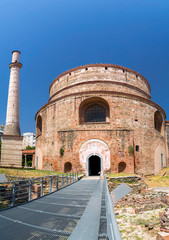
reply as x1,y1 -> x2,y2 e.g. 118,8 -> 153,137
4,51 -> 22,136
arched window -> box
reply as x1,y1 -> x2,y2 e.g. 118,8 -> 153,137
79,97 -> 109,124
85,104 -> 106,123
64,162 -> 72,173
36,115 -> 42,136
154,111 -> 163,132
118,162 -> 126,173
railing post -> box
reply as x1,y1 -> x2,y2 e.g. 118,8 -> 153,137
62,175 -> 64,188
69,173 -> 71,184
50,176 -> 52,193
28,180 -> 32,201
66,174 -> 68,186
56,175 -> 58,190
41,177 -> 43,197
12,182 -> 16,207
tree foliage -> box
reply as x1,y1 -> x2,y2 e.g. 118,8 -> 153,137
60,147 -> 64,156
26,145 -> 35,150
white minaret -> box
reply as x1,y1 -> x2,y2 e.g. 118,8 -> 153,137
0,51 -> 23,168
4,51 -> 22,136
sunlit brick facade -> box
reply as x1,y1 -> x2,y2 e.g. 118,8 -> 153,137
35,64 -> 169,175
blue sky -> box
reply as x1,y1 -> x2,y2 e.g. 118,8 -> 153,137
0,0 -> 169,134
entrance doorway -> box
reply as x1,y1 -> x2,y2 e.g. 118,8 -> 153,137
88,155 -> 101,176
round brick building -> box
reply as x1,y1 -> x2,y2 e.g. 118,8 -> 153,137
35,64 -> 169,175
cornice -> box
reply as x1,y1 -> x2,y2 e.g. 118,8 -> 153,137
9,62 -> 22,69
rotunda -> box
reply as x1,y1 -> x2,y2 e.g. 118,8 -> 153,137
35,64 -> 169,175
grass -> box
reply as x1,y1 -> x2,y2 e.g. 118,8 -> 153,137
0,168 -> 65,178
1,167 -> 169,187
108,172 -> 136,177
108,167 -> 169,188
144,167 -> 169,188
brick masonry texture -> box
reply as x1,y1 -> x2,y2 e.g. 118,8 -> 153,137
35,64 -> 169,175
1,135 -> 23,168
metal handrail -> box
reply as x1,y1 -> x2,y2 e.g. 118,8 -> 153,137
0,172 -> 78,210
104,176 -> 122,240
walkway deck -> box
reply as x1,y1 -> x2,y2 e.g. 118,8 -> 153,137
0,178 -> 107,240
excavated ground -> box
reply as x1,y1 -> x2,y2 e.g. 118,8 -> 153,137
108,177 -> 168,240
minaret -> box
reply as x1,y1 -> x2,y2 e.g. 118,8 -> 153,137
0,51 -> 23,168
4,51 -> 22,136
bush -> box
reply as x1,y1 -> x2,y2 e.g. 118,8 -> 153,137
128,145 -> 134,155
60,148 -> 64,156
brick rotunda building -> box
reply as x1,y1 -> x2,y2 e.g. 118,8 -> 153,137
35,64 -> 169,176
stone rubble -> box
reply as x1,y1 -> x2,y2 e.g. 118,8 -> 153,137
108,177 -> 169,239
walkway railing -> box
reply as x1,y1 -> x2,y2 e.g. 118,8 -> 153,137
0,172 -> 78,210
104,176 -> 122,240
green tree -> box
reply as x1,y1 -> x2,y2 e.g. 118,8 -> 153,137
26,145 -> 35,150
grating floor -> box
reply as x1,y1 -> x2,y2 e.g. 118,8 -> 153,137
0,179 -> 104,240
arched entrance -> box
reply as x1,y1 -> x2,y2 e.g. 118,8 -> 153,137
88,155 -> 101,176
79,139 -> 110,176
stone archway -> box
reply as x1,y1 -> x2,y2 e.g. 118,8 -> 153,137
79,139 -> 110,176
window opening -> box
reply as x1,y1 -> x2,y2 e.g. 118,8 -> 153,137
154,111 -> 163,132
136,145 -> 139,151
37,115 -> 42,136
161,154 -> 163,168
85,104 -> 106,122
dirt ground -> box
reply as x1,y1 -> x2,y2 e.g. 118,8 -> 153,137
109,169 -> 169,240
115,206 -> 164,240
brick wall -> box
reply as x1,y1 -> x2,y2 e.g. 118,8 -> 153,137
35,64 -> 168,175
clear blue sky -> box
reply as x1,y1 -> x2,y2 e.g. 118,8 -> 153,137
0,0 -> 169,134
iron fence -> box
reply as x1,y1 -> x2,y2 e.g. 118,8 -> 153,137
0,172 -> 78,210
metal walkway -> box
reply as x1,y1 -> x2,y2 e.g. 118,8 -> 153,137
0,177 -> 126,240
0,178 -> 106,240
